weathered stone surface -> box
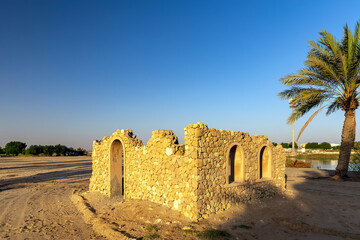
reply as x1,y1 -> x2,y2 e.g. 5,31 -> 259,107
89,123 -> 285,221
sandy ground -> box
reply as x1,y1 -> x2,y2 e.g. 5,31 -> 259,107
0,156 -> 104,239
1,156 -> 360,240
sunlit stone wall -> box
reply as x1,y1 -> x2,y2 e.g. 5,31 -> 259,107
187,123 -> 285,219
89,123 -> 285,220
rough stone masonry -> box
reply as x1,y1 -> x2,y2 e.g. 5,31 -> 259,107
89,123 -> 285,221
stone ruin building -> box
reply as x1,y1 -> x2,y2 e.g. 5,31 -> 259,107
89,123 -> 286,220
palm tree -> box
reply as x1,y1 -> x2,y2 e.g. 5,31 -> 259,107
279,20 -> 360,179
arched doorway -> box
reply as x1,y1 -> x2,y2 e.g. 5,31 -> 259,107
259,146 -> 271,179
110,139 -> 124,197
228,145 -> 244,183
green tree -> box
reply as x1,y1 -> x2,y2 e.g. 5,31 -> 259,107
54,144 -> 68,156
305,142 -> 320,149
25,145 -> 44,155
280,142 -> 290,148
319,142 -> 331,149
0,146 -> 4,154
333,145 -> 341,150
279,20 -> 360,178
66,147 -> 77,156
43,145 -> 55,156
4,141 -> 27,156
272,142 -> 278,147
289,142 -> 298,148
76,148 -> 87,156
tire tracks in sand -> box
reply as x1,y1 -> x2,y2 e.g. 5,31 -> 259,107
0,156 -> 105,240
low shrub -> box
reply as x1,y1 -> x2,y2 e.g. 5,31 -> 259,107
144,224 -> 159,239
196,229 -> 231,239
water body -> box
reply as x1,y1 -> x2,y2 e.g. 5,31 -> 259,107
305,159 -> 338,170
303,159 -> 360,171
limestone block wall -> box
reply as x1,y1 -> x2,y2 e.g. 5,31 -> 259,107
89,123 -> 285,221
185,123 -> 285,219
90,129 -> 143,196
124,130 -> 199,220
90,129 -> 199,219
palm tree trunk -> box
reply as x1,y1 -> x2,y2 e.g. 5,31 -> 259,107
336,110 -> 356,178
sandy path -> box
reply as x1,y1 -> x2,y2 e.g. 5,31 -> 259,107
0,156 -> 105,240
1,157 -> 360,240
80,170 -> 360,240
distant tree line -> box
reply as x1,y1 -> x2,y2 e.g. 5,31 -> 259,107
304,142 -> 332,149
281,142 -> 298,149
0,141 -> 88,156
272,142 -> 333,149
272,142 -> 298,148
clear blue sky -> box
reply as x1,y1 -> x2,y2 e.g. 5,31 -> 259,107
1,0 -> 360,150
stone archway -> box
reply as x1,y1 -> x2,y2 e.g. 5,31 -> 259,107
228,144 -> 244,183
259,146 -> 271,179
110,139 -> 124,197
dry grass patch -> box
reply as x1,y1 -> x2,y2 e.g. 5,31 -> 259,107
286,160 -> 311,168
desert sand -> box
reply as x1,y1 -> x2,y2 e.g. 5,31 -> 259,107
1,156 -> 360,239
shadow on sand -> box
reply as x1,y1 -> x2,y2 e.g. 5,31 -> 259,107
207,170 -> 360,240
78,168 -> 360,239
0,157 -> 92,192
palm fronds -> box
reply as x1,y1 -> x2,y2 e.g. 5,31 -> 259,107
296,105 -> 327,142
279,20 -> 360,124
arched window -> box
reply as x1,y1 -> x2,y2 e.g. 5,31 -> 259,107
259,146 -> 271,179
110,139 -> 124,196
228,145 -> 244,183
